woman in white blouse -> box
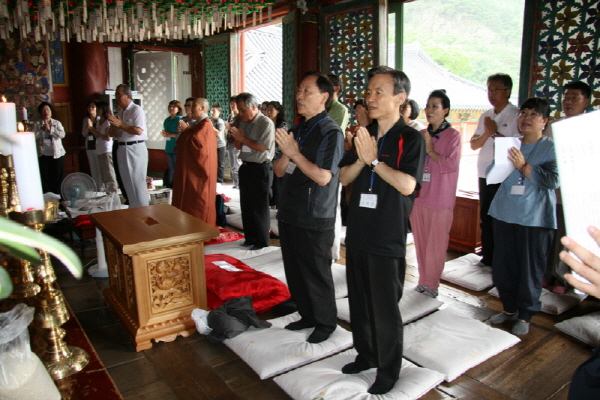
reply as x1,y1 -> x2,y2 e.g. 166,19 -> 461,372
34,101 -> 66,196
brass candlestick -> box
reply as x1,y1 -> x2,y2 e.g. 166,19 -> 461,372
1,154 -> 39,298
9,206 -> 89,379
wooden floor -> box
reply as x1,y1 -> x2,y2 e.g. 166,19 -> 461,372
52,227 -> 600,400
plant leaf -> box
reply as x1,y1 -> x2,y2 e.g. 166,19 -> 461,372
0,217 -> 82,279
0,242 -> 42,265
0,266 -> 13,300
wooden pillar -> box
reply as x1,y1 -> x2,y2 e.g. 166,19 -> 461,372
297,11 -> 319,81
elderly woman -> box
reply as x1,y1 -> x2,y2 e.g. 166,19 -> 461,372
34,101 -> 66,195
161,100 -> 183,188
401,98 -> 426,131
82,100 -> 102,189
409,90 -> 461,298
488,97 -> 558,335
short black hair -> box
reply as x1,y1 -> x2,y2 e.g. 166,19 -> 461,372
303,71 -> 334,107
487,73 -> 513,91
428,90 -> 451,117
268,101 -> 286,126
211,104 -> 223,113
327,74 -> 344,93
367,66 -> 411,96
96,101 -> 110,117
563,80 -> 591,99
404,99 -> 420,120
520,97 -> 550,119
185,97 -> 195,105
229,96 -> 237,102
38,101 -> 53,115
354,99 -> 366,110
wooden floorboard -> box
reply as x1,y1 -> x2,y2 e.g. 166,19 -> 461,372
51,225 -> 600,400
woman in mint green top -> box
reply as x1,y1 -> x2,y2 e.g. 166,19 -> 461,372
162,100 -> 183,188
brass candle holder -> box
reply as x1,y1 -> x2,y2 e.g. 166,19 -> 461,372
1,154 -> 40,298
9,205 -> 89,379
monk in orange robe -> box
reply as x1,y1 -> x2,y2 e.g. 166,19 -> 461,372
172,98 -> 217,226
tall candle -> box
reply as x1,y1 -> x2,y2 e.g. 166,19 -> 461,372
10,132 -> 44,211
0,101 -> 16,155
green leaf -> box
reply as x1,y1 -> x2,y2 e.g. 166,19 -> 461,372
0,217 -> 82,279
0,242 -> 42,265
0,266 -> 13,300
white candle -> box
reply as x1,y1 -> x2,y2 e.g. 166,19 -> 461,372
10,132 -> 44,211
0,101 -> 16,154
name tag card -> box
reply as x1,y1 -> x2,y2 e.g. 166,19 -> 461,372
359,193 -> 377,209
242,145 -> 251,153
511,185 -> 525,195
286,162 -> 296,174
422,172 -> 431,182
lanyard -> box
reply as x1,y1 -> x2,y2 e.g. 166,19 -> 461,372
369,131 -> 387,192
424,136 -> 439,172
296,116 -> 328,148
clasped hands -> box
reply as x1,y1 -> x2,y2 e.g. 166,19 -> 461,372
354,127 -> 378,166
275,128 -> 300,159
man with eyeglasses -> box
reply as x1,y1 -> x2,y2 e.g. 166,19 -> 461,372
108,84 -> 149,208
470,73 -> 520,268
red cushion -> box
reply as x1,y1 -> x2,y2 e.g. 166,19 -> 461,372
205,227 -> 244,246
205,254 -> 290,314
73,215 -> 95,228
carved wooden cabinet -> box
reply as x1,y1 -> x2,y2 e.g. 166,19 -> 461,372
91,204 -> 219,351
448,191 -> 482,254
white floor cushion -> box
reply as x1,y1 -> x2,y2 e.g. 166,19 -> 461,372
488,287 -> 587,315
441,253 -> 494,291
273,348 -> 444,400
403,306 -> 520,382
555,311 -> 600,347
336,290 -> 442,325
225,208 -> 280,236
224,312 -> 353,379
204,239 -> 280,260
225,200 -> 241,215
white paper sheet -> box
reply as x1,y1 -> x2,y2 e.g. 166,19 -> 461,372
486,137 -> 521,184
553,110 -> 600,286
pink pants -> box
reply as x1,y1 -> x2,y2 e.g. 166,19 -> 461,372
409,204 -> 454,290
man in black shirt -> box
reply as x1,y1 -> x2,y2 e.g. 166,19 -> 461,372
339,66 -> 425,394
274,72 -> 344,344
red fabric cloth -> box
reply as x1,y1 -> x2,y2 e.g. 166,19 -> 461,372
205,227 -> 245,246
73,215 -> 94,227
171,118 -> 218,226
205,254 -> 290,314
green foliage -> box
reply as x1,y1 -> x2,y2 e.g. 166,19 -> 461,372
400,0 -> 525,89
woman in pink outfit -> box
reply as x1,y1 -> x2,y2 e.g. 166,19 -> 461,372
409,90 -> 461,298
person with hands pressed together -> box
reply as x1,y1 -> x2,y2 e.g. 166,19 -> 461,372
409,90 -> 461,298
487,97 -> 559,336
34,101 -> 66,196
107,84 -> 149,208
273,72 -> 344,344
230,93 -> 275,250
338,66 -> 425,395
470,73 -> 520,268
559,226 -> 600,399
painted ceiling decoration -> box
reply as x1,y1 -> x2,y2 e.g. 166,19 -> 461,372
0,0 -> 276,42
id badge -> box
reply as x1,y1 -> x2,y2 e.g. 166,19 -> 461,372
241,145 -> 251,153
44,138 -> 51,146
511,185 -> 525,195
422,172 -> 431,182
88,135 -> 94,141
286,162 -> 297,174
359,193 -> 378,209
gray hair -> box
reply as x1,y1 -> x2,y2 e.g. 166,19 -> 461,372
116,84 -> 132,97
236,92 -> 259,108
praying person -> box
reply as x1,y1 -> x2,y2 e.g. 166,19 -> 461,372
339,66 -> 425,394
274,72 -> 344,344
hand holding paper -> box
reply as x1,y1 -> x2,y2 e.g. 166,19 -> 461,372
486,136 -> 521,184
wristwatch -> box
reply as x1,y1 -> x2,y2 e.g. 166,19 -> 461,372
370,159 -> 380,170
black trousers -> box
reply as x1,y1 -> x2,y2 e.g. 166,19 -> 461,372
239,161 -> 272,248
279,222 -> 337,332
492,219 -> 554,322
217,146 -> 226,183
39,155 -> 64,196
479,178 -> 500,266
346,246 -> 405,381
